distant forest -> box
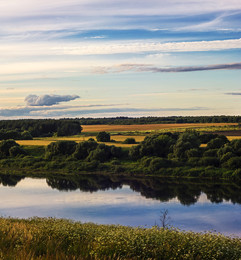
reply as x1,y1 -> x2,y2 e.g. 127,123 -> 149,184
0,119 -> 82,138
79,116 -> 241,125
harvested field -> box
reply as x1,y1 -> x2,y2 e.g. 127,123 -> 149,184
17,139 -> 137,148
227,136 -> 241,141
82,123 -> 237,133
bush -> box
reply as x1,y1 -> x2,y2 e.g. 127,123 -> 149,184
207,137 -> 229,149
9,146 -> 26,157
87,144 -> 111,162
21,131 -> 33,140
123,138 -> 136,144
220,152 -> 235,163
0,139 -> 19,157
96,131 -> 110,142
129,145 -> 141,160
149,157 -> 170,172
187,157 -> 200,166
203,149 -> 218,157
227,157 -> 241,169
45,141 -> 77,158
110,146 -> 123,158
140,134 -> 175,158
73,140 -> 98,160
199,157 -> 219,167
232,168 -> 241,179
186,148 -> 201,158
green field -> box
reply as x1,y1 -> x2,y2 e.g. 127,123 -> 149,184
0,217 -> 240,260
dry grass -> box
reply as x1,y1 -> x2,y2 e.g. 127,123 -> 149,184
227,136 -> 241,141
82,123 -> 237,132
16,137 -> 139,148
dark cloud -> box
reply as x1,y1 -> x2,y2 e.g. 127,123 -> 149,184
100,62 -> 241,74
25,94 -> 80,106
225,92 -> 241,95
0,106 -> 208,118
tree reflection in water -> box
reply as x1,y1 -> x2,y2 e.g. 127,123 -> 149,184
1,173 -> 241,206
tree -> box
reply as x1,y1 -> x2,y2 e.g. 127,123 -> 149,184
45,141 -> 77,158
72,140 -> 98,160
0,139 -> 19,157
123,138 -> 136,144
96,131 -> 110,142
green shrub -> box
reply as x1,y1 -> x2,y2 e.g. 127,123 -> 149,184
129,145 -> 141,160
96,131 -> 110,142
9,146 -> 26,157
203,149 -> 218,157
0,139 -> 19,157
227,156 -> 241,169
45,141 -> 77,158
149,157 -> 170,172
72,140 -> 98,160
87,144 -> 111,162
199,157 -> 219,167
123,138 -> 136,144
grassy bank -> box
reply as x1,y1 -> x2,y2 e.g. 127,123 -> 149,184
0,218 -> 240,260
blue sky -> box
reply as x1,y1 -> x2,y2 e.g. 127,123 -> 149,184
1,0 -> 241,118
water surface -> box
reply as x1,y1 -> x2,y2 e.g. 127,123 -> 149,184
0,174 -> 241,236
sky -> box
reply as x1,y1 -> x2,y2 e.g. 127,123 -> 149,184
1,0 -> 241,118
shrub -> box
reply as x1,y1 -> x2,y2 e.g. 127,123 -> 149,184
129,145 -> 141,160
220,152 -> 235,163
149,157 -> 170,172
96,131 -> 110,142
73,140 -> 98,160
110,146 -> 123,158
140,134 -> 175,158
186,148 -> 201,158
232,168 -> 241,179
87,144 -> 111,162
203,149 -> 218,157
21,131 -> 33,140
187,157 -> 200,166
199,157 -> 219,167
0,139 -> 19,157
9,146 -> 26,157
227,157 -> 241,169
207,137 -> 229,149
123,138 -> 136,144
45,141 -> 77,158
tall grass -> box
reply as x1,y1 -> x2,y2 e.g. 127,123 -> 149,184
0,217 -> 240,259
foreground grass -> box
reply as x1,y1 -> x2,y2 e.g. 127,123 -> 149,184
0,218 -> 240,260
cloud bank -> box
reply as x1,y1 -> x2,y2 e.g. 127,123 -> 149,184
25,94 -> 80,106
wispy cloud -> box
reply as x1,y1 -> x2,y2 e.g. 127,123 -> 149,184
25,94 -> 80,106
95,62 -> 241,74
225,92 -> 241,95
0,106 -> 208,118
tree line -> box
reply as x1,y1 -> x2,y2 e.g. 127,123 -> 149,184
1,130 -> 241,178
0,119 -> 82,138
79,116 -> 241,125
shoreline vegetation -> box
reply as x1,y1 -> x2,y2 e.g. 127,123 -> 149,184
0,217 -> 241,260
0,122 -> 241,183
1,127 -> 241,180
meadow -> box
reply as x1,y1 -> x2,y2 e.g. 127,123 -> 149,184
0,217 -> 241,260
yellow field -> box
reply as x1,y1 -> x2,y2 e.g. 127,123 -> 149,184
82,123 -> 237,133
16,136 -> 140,148
226,136 -> 241,141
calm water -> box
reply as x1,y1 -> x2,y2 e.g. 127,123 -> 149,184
1,174 -> 241,236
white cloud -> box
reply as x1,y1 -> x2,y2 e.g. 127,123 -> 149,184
25,94 -> 80,106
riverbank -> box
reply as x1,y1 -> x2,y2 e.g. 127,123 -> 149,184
0,217 -> 240,260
